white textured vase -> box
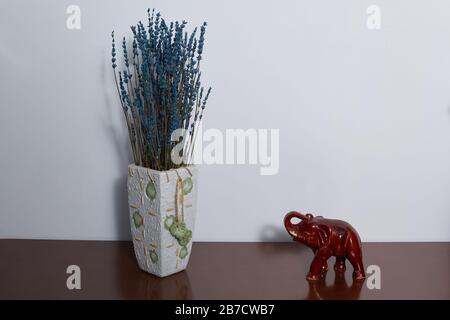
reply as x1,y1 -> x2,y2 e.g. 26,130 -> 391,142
127,164 -> 197,277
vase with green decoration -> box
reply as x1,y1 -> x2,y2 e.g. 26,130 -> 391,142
127,165 -> 197,277
111,9 -> 211,277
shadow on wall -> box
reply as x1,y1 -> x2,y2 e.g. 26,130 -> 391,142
258,225 -> 310,256
259,225 -> 290,242
100,52 -> 132,240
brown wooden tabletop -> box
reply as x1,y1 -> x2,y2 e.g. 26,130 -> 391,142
0,240 -> 448,299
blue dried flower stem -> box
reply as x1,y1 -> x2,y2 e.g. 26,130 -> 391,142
123,38 -> 146,165
112,32 -> 141,162
185,68 -> 203,162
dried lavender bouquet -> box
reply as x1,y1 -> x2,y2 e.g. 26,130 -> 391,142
112,9 -> 211,171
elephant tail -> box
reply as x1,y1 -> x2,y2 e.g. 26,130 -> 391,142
284,211 -> 308,234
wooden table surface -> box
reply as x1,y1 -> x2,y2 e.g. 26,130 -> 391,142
0,240 -> 448,299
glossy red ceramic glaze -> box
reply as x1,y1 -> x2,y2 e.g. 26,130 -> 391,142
284,211 -> 365,281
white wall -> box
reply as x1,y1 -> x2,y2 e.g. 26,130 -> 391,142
0,0 -> 449,241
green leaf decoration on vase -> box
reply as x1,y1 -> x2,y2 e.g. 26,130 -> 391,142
145,181 -> 156,200
164,215 -> 192,247
164,215 -> 175,230
149,250 -> 158,263
133,211 -> 143,228
170,222 -> 192,247
182,177 -> 193,195
179,246 -> 188,259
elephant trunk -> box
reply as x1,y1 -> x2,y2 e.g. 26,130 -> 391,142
284,211 -> 307,238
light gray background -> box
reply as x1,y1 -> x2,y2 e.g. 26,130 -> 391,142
0,0 -> 449,241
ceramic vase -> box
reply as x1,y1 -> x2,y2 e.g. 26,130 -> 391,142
127,164 -> 197,277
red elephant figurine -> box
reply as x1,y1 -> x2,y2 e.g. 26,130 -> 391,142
284,211 -> 365,281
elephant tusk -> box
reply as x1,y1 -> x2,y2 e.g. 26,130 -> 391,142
289,230 -> 298,238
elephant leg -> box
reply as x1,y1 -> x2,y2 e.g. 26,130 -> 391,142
307,248 -> 332,281
312,248 -> 328,272
347,250 -> 365,280
334,256 -> 346,272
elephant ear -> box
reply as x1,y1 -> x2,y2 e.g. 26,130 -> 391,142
316,225 -> 331,247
